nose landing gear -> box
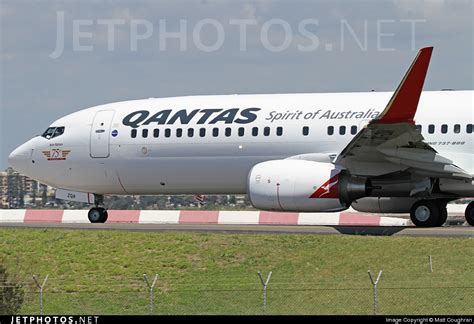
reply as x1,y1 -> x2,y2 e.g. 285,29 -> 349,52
88,207 -> 108,223
88,194 -> 108,223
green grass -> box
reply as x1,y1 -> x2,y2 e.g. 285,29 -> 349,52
0,228 -> 473,315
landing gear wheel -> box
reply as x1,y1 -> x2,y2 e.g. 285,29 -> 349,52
99,208 -> 108,223
465,202 -> 474,226
88,207 -> 108,223
410,200 -> 440,227
436,201 -> 448,227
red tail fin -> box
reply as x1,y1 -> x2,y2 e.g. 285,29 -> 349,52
373,47 -> 433,125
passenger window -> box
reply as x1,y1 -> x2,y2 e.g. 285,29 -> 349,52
276,127 -> 283,136
302,126 -> 309,136
453,124 -> 460,134
264,127 -> 270,136
441,124 -> 448,134
142,129 -> 148,138
327,126 -> 334,135
153,129 -> 159,138
199,128 -> 206,137
339,126 -> 346,135
415,124 -> 422,132
467,124 -> 473,134
225,128 -> 231,137
165,129 -> 171,138
176,128 -> 183,138
188,128 -> 194,137
212,128 -> 219,137
351,126 -> 357,135
131,129 -> 137,138
238,127 -> 245,137
252,127 -> 258,136
428,125 -> 435,134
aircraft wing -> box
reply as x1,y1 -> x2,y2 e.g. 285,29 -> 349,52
335,47 -> 472,180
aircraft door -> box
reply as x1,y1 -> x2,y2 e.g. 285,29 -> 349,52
90,110 -> 115,158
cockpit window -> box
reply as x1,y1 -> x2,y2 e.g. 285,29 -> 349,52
42,126 -> 65,139
53,127 -> 65,137
42,127 -> 55,139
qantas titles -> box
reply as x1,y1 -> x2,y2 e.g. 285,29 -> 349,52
122,107 -> 381,128
122,108 -> 260,128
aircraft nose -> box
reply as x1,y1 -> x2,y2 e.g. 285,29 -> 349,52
8,142 -> 33,175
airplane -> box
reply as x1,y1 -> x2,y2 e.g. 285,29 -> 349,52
8,47 -> 474,227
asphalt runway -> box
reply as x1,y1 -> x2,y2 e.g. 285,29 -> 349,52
0,222 -> 473,237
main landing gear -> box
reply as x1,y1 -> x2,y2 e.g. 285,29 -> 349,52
88,194 -> 108,223
410,199 -> 448,227
465,201 -> 474,226
410,199 -> 474,227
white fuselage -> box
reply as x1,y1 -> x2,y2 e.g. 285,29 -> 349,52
9,90 -> 474,195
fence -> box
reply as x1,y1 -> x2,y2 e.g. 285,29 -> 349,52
3,271 -> 473,315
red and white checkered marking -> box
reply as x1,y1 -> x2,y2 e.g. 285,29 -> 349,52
0,209 -> 410,226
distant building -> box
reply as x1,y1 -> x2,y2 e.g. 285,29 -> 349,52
0,170 -> 8,208
0,167 -> 54,208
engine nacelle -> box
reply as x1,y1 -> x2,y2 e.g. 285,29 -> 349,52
248,160 -> 440,213
351,197 -> 420,213
247,160 -> 367,212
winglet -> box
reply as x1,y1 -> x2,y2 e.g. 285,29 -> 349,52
373,47 -> 433,124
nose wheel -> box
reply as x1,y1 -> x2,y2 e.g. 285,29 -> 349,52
88,207 -> 108,223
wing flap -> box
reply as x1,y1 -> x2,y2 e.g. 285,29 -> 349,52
382,156 -> 471,179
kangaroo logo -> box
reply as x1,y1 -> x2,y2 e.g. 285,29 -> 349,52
309,174 -> 340,199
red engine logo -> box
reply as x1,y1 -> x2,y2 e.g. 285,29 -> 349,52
309,174 -> 340,199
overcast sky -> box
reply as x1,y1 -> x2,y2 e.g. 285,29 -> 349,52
0,0 -> 473,169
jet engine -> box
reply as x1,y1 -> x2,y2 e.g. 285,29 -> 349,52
247,160 -> 434,212
247,160 -> 367,212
